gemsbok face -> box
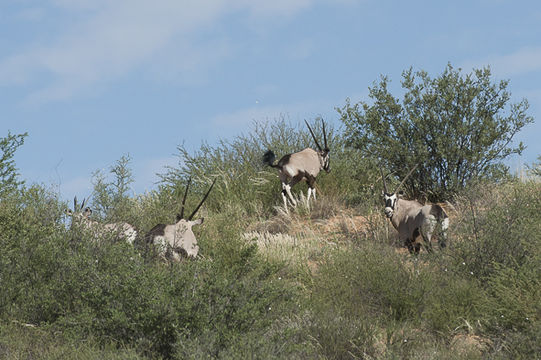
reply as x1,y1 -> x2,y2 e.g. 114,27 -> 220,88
145,178 -> 216,261
67,197 -> 137,244
263,119 -> 330,210
380,165 -> 449,254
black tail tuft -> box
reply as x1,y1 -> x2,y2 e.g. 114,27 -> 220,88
263,150 -> 277,167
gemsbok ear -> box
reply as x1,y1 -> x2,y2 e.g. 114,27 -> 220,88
398,190 -> 405,197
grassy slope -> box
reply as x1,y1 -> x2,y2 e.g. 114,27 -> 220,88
0,121 -> 539,359
1,180 -> 539,359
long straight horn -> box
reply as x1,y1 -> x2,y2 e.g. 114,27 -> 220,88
187,178 -> 217,221
178,177 -> 192,220
322,120 -> 328,151
394,164 -> 418,194
74,196 -> 78,211
80,198 -> 86,210
304,120 -> 322,151
380,167 -> 388,193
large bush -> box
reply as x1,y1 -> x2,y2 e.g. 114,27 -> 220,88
339,64 -> 533,201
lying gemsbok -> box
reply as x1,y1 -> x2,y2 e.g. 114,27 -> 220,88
145,178 -> 216,261
263,119 -> 330,209
67,197 -> 137,244
380,165 -> 449,254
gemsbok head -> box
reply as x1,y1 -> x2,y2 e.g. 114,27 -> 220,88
66,197 -> 137,244
380,165 -> 449,254
263,119 -> 330,210
145,177 -> 216,261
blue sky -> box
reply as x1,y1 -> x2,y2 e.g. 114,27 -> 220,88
2,0 -> 540,198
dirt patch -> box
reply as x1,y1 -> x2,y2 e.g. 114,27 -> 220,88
451,334 -> 491,357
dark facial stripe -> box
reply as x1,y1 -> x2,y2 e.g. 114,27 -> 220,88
384,195 -> 396,209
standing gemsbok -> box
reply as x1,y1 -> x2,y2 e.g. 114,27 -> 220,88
145,178 -> 216,261
67,197 -> 137,244
263,119 -> 330,209
380,165 -> 449,254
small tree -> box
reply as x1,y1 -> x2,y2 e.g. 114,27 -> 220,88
339,64 -> 533,201
0,131 -> 28,198
91,154 -> 134,221
527,155 -> 541,179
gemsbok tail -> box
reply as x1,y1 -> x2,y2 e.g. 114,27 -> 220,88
263,150 -> 281,169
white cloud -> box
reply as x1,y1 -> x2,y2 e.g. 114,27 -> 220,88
463,47 -> 541,78
0,0 -> 323,104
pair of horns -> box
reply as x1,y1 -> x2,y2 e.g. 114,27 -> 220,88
178,177 -> 217,221
304,119 -> 328,152
73,196 -> 86,211
380,164 -> 418,194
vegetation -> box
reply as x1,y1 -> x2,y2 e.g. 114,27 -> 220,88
339,64 -> 533,201
0,65 -> 539,359
0,131 -> 27,198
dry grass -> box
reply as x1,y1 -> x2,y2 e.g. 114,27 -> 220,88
243,231 -> 321,266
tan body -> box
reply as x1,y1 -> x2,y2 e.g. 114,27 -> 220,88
145,218 -> 202,261
380,165 -> 449,254
263,119 -> 330,210
145,178 -> 215,262
386,197 -> 448,253
280,148 -> 322,179
69,208 -> 137,244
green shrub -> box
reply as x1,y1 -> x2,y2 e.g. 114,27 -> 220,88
339,64 -> 533,201
0,183 -> 297,359
452,181 -> 541,279
484,261 -> 540,331
0,322 -> 143,360
423,274 -> 486,334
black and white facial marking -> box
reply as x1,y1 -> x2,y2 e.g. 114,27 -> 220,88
66,205 -> 92,225
383,192 -> 398,218
320,150 -> 331,173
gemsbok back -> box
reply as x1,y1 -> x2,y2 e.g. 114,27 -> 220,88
145,178 -> 216,261
67,197 -> 137,244
380,165 -> 449,254
263,119 -> 330,210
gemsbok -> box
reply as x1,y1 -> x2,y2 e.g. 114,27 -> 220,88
380,165 -> 449,254
67,197 -> 137,244
145,178 -> 216,261
263,119 -> 330,210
